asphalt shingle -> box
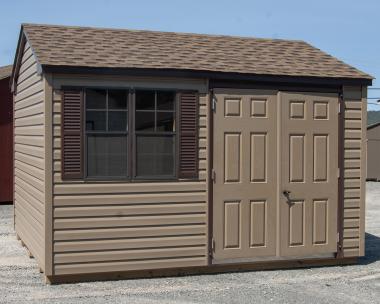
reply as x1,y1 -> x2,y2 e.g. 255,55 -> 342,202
22,24 -> 372,80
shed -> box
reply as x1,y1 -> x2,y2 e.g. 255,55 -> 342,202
367,121 -> 380,180
11,23 -> 372,283
0,65 -> 13,203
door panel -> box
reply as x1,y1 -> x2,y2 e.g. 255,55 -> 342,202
213,89 -> 278,261
280,92 -> 338,256
250,200 -> 267,246
224,201 -> 241,249
224,133 -> 241,182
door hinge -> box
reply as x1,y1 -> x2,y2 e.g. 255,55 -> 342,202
338,103 -> 341,114
337,168 -> 340,179
211,169 -> 216,183
211,237 -> 215,253
337,232 -> 342,250
212,95 -> 217,112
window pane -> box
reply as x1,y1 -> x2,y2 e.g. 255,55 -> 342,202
157,91 -> 175,110
86,111 -> 106,131
135,111 -> 155,131
136,135 -> 175,177
136,90 -> 155,110
109,111 -> 128,131
107,135 -> 128,177
87,135 -> 127,177
157,111 -> 175,132
109,90 -> 128,110
86,89 -> 106,109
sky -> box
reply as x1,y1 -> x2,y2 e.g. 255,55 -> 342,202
1,0 -> 379,109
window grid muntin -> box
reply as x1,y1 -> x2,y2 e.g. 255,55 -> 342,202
134,90 -> 177,179
135,90 -> 176,134
83,88 -> 178,180
85,89 -> 129,179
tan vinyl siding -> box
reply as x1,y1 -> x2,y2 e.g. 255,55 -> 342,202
52,87 -> 208,275
14,41 -> 45,269
342,86 -> 365,257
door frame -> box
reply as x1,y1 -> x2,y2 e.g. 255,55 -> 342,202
207,85 -> 345,265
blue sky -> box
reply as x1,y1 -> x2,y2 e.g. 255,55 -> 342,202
1,0 -> 379,109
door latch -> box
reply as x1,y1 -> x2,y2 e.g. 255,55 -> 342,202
282,190 -> 294,205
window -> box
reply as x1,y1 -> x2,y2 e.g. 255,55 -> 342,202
85,88 -> 176,180
135,90 -> 176,178
85,89 -> 129,178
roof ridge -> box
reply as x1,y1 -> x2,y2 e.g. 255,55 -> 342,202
21,23 -> 307,44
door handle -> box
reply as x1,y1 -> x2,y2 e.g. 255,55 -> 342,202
282,190 -> 294,205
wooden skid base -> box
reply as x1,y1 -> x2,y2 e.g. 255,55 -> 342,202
46,257 -> 357,284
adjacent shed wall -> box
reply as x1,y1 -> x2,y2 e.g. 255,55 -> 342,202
342,86 -> 366,257
367,124 -> 380,181
0,76 -> 13,203
51,75 -> 209,275
14,42 -> 45,269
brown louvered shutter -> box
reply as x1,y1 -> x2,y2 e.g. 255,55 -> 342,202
179,92 -> 199,178
61,89 -> 84,180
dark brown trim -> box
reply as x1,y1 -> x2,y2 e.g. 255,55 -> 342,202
178,91 -> 199,179
210,80 -> 342,92
64,86 -> 183,182
10,30 -> 26,92
175,92 -> 180,179
336,90 -> 345,258
208,89 -> 214,265
128,89 -> 134,180
46,257 -> 358,284
11,26 -> 44,91
43,65 -> 373,87
61,89 -> 84,180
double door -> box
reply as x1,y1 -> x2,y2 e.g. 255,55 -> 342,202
212,89 -> 339,262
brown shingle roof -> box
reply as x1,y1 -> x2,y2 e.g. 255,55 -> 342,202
0,65 -> 12,80
22,23 -> 372,80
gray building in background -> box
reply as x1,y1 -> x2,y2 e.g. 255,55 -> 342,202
367,122 -> 380,180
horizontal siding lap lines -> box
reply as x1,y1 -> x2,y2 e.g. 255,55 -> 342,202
52,89 -> 208,272
54,257 -> 208,275
53,192 -> 206,206
54,246 -> 207,264
54,214 -> 207,229
54,225 -> 206,241
54,203 -> 207,218
14,46 -> 45,271
342,96 -> 362,256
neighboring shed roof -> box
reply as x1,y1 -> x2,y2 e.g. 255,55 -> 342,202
368,122 -> 380,130
0,65 -> 12,80
367,111 -> 380,127
20,23 -> 372,80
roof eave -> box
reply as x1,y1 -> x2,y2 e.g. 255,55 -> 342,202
41,65 -> 373,87
11,25 -> 43,92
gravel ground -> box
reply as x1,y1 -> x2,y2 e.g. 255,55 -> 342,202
0,183 -> 380,304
